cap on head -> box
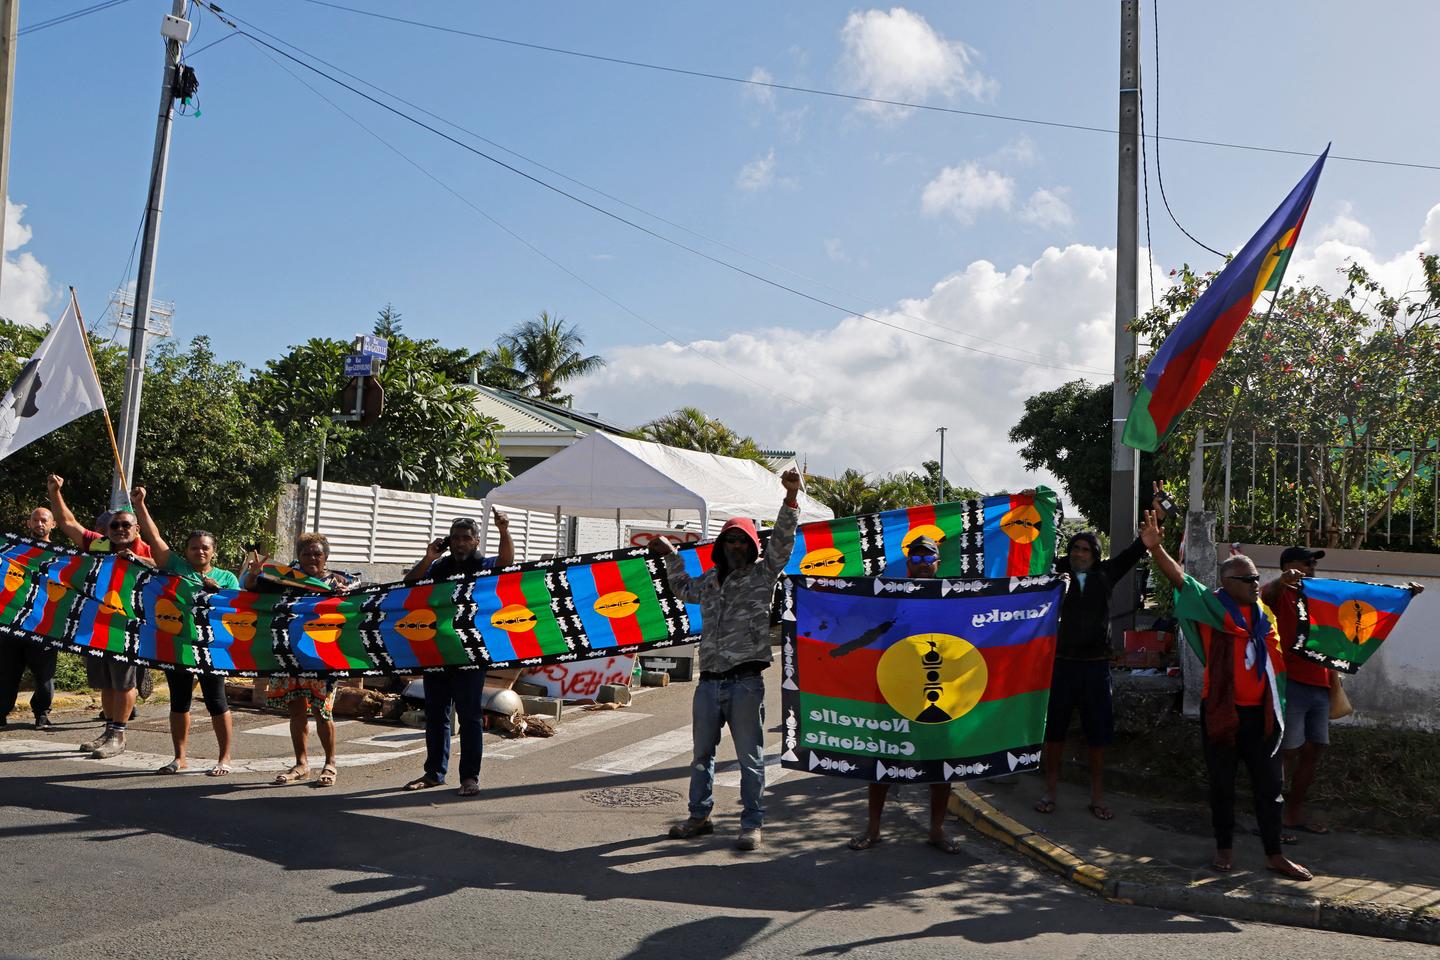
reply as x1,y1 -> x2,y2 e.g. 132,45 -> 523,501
907,535 -> 939,556
1279,546 -> 1325,567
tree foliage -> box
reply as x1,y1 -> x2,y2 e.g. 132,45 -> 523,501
807,460 -> 980,517
497,310 -> 605,406
637,406 -> 767,461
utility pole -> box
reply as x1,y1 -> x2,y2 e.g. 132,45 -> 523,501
110,0 -> 191,507
1108,0 -> 1141,645
0,0 -> 19,292
935,426 -> 948,503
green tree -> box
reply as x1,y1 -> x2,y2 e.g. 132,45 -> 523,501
0,322 -> 289,557
637,406 -> 766,461
497,310 -> 605,406
808,469 -> 879,517
250,335 -> 509,496
1127,256 -> 1440,548
372,303 -> 404,339
472,344 -> 527,391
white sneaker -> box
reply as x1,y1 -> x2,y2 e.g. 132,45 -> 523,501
735,828 -> 762,851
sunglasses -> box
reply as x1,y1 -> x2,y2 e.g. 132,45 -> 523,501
907,553 -> 938,565
1224,574 -> 1262,584
109,520 -> 134,530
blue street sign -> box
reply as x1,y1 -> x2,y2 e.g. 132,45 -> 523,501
360,335 -> 389,359
344,354 -> 374,377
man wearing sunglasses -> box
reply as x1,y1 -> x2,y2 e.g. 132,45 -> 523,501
650,467 -> 803,851
45,474 -> 154,759
401,510 -> 513,798
1143,510 -> 1311,881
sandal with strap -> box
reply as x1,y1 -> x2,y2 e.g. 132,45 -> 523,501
207,763 -> 232,777
847,834 -> 882,851
274,764 -> 310,785
457,778 -> 480,797
404,775 -> 442,791
316,764 -> 338,787
156,760 -> 184,775
926,836 -> 963,855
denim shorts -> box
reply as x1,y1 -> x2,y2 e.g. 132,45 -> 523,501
1282,680 -> 1330,749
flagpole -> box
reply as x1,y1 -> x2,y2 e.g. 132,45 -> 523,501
69,286 -> 129,492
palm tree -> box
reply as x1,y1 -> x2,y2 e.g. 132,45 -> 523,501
472,344 -> 527,391
638,407 -> 767,461
497,311 -> 605,406
809,469 -> 880,517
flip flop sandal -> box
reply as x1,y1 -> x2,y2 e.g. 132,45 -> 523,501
156,760 -> 183,775
1034,798 -> 1056,814
206,764 -> 232,777
274,765 -> 310,785
1267,862 -> 1313,881
457,778 -> 480,797
404,775 -> 442,791
926,836 -> 962,855
316,765 -> 338,787
1087,804 -> 1115,821
847,834 -> 882,851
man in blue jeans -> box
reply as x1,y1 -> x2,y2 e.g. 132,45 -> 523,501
401,512 -> 513,797
650,468 -> 802,851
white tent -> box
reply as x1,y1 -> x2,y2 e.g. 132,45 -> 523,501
482,432 -> 832,549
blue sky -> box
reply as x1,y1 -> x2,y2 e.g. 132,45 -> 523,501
6,2 -> 1440,496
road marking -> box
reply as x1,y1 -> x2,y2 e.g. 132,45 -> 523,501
487,709 -> 651,760
0,738 -> 423,774
573,726 -> 694,775
348,729 -> 431,749
714,744 -> 790,789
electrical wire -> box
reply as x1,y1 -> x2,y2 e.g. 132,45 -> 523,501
18,0 -> 135,37
201,4 -> 1101,372
293,0 -> 1438,174
1138,85 -> 1157,310
1150,0 -> 1224,258
199,7 -> 1109,377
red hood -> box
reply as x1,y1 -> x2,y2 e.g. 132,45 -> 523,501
711,517 -> 761,567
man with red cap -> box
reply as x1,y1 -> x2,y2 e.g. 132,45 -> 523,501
650,467 -> 803,851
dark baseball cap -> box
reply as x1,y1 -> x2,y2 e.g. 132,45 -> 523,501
907,535 -> 940,556
1279,546 -> 1325,567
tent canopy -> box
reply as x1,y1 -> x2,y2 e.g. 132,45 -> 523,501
483,432 -> 833,527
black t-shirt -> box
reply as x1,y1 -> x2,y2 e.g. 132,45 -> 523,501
427,552 -> 497,580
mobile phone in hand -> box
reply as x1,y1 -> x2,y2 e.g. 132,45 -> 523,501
1154,486 -> 1177,517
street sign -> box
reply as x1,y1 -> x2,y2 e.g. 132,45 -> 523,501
338,375 -> 385,426
360,335 -> 389,359
343,354 -> 374,377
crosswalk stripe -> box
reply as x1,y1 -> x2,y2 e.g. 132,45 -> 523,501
713,744 -> 790,789
244,719 -> 358,737
573,727 -> 694,775
0,738 -> 423,774
487,709 -> 651,760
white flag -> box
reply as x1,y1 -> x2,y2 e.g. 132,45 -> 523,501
0,297 -> 107,461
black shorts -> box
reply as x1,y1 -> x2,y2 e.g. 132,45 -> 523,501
1044,659 -> 1114,746
165,669 -> 229,716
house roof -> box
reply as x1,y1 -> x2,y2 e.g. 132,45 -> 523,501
468,385 -> 630,435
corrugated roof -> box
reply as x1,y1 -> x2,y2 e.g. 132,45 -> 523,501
468,385 -> 630,435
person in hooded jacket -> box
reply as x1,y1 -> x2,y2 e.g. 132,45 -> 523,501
649,467 -> 803,851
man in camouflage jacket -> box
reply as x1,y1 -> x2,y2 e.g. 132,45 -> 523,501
649,467 -> 802,851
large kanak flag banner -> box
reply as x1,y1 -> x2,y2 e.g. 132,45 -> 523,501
0,298 -> 107,461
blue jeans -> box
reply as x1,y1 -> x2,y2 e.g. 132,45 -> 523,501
423,669 -> 487,783
688,674 -> 766,830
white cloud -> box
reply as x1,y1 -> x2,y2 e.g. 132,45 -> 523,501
745,67 -> 776,108
824,237 -> 849,262
839,8 -> 994,119
1288,201 -> 1440,299
736,149 -> 779,192
921,163 -> 1014,222
994,136 -> 1039,167
1019,187 -> 1075,230
1,197 -> 55,327
577,243 -> 1170,503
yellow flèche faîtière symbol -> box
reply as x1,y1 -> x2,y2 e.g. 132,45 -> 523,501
491,603 -> 537,633
99,590 -> 127,616
594,590 -> 640,619
303,612 -> 346,645
876,632 -> 988,725
220,609 -> 257,643
394,608 -> 438,643
2,561 -> 25,593
1000,503 -> 1042,544
153,597 -> 185,635
1338,599 -> 1379,645
798,547 -> 845,577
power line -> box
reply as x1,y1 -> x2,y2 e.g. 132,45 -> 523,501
294,0 -> 1438,174
202,5 -> 1101,373
1150,0 -> 1224,258
200,9 -> 1109,377
18,0 -> 135,37
235,33 -> 850,431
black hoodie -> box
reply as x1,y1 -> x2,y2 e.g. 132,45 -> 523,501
1053,534 -> 1147,660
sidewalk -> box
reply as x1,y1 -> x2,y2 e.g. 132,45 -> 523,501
951,773 -> 1440,945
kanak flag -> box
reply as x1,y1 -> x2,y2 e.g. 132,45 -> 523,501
0,296 -> 107,461
1123,149 -> 1328,452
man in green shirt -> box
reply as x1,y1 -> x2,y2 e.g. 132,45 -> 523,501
1142,509 -> 1311,881
132,486 -> 240,777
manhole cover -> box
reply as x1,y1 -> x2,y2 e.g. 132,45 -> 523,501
582,786 -> 683,807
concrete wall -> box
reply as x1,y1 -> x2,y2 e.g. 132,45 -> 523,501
1242,543 -> 1440,731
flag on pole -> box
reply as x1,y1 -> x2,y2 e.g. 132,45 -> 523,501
0,297 -> 108,461
1122,148 -> 1329,452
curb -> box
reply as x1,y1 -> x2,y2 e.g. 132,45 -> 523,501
949,785 -> 1439,946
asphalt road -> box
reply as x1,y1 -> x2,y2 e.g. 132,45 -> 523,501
0,679 -> 1427,960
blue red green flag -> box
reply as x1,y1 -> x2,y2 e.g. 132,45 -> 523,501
1295,577 -> 1416,674
1123,148 -> 1329,452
